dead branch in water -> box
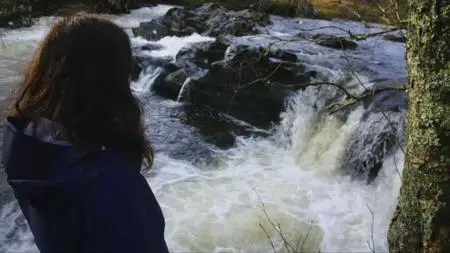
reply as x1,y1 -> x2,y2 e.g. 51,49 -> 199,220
253,188 -> 318,253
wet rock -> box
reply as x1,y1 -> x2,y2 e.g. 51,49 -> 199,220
140,43 -> 164,52
153,69 -> 189,99
383,34 -> 406,43
312,34 -> 358,50
341,110 -> 405,183
151,38 -> 316,128
0,10 -> 33,29
179,104 -> 270,148
270,48 -> 299,62
131,56 -> 143,81
148,97 -> 270,164
132,3 -> 270,41
176,39 -> 229,68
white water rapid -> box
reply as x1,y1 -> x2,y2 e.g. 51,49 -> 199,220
0,5 -> 406,253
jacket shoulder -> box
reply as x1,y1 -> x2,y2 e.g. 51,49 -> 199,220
75,151 -> 168,253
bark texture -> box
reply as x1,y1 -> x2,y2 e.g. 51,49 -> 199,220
388,0 -> 450,253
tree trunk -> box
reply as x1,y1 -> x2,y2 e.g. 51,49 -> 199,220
388,1 -> 450,253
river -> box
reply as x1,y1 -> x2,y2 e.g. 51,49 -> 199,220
0,5 -> 406,253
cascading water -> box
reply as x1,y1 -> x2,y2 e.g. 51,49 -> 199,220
0,5 -> 406,253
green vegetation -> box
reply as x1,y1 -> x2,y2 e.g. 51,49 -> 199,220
388,1 -> 450,252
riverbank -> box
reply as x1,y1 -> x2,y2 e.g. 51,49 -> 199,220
0,0 -> 406,28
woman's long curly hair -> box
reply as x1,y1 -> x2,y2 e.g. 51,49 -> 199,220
9,14 -> 153,169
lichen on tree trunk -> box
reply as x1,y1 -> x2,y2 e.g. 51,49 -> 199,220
388,1 -> 450,253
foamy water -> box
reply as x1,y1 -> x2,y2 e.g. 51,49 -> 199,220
0,5 -> 405,253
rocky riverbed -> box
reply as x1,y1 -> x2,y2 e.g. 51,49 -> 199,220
0,4 -> 407,252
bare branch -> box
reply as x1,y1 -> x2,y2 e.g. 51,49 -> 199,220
326,97 -> 361,115
278,223 -> 295,253
350,28 -> 401,41
295,234 -> 304,253
238,62 -> 283,90
392,146 -> 403,179
253,188 -> 297,253
300,222 -> 313,253
260,223 -> 278,253
366,203 -> 376,253
284,81 -> 405,100
342,52 -> 406,155
296,25 -> 356,35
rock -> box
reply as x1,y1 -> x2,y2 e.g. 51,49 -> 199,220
0,15 -> 33,29
383,34 -> 406,43
179,104 -> 270,148
153,69 -> 189,99
131,54 -> 173,81
312,34 -> 358,50
132,3 -> 270,41
333,78 -> 406,183
270,48 -> 299,62
151,39 -> 316,128
297,0 -> 320,18
257,0 -> 320,18
0,8 -> 33,29
140,43 -> 164,52
96,0 -> 143,14
131,42 -> 173,81
340,110 -> 405,183
131,56 -> 143,81
176,39 -> 230,68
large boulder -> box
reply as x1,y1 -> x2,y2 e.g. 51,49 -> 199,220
340,109 -> 405,183
132,3 -> 270,41
151,38 -> 317,128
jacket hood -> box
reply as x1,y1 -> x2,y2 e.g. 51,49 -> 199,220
2,117 -> 102,211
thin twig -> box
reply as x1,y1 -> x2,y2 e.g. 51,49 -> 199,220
260,223 -> 278,253
295,234 -> 304,253
237,62 -> 283,89
296,25 -> 355,35
300,222 -> 313,253
253,188 -> 294,253
283,81 -> 355,98
278,223 -> 295,253
366,203 -> 376,253
288,82 -> 404,99
392,147 -> 402,179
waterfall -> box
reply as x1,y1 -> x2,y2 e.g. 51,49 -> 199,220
0,5 -> 407,253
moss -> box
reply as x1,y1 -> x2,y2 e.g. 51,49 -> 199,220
388,1 -> 450,253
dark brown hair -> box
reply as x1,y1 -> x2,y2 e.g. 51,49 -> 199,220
10,14 -> 153,169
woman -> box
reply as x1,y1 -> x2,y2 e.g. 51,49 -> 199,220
2,14 -> 169,253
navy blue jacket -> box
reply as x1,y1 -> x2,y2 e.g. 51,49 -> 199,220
2,117 -> 169,253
